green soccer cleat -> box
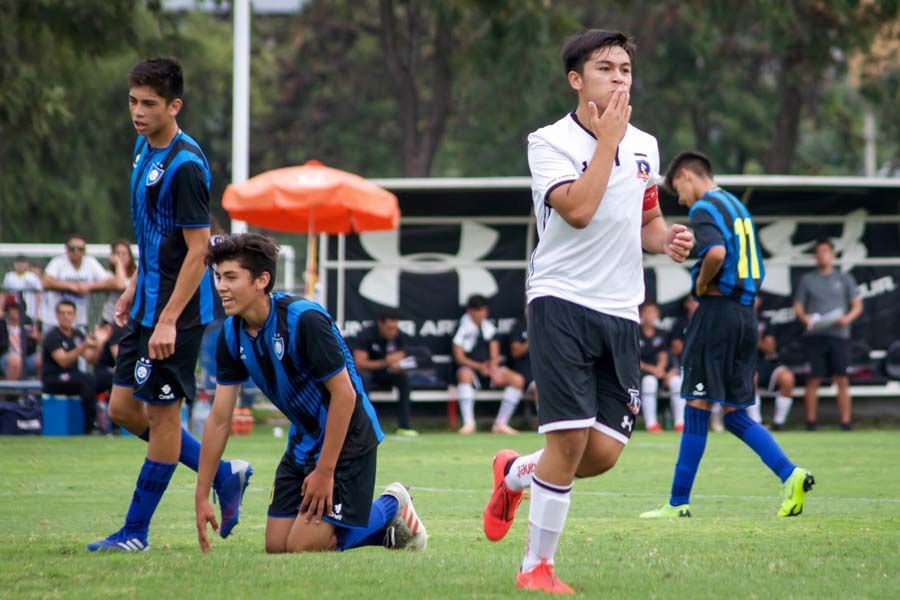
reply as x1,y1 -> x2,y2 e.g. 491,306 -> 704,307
639,503 -> 691,519
778,467 -> 815,517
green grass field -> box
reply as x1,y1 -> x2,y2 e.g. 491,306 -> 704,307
1,427 -> 899,598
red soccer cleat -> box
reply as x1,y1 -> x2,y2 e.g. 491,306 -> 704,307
483,449 -> 524,541
673,423 -> 684,432
516,560 -> 575,594
647,423 -> 663,433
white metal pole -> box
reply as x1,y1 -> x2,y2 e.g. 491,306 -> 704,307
863,108 -> 876,177
231,0 -> 250,234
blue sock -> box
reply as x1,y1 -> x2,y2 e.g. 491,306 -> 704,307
336,495 -> 399,551
724,409 -> 796,482
669,405 -> 710,506
123,458 -> 177,537
137,426 -> 230,488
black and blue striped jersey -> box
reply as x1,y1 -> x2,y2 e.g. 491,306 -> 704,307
689,189 -> 765,306
129,132 -> 221,328
216,293 -> 383,465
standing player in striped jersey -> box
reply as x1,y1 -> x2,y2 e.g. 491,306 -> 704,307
88,58 -> 251,552
640,151 -> 814,520
482,30 -> 694,593
196,234 -> 427,554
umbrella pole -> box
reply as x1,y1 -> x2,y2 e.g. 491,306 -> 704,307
305,213 -> 318,300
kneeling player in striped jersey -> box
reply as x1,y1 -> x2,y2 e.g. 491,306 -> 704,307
195,233 -> 426,554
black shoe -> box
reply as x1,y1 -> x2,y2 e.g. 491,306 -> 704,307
840,422 -> 853,431
805,421 -> 817,431
772,423 -> 785,431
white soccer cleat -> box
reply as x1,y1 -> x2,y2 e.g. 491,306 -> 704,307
382,482 -> 428,551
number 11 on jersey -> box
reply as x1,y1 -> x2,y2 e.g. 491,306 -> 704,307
733,218 -> 761,279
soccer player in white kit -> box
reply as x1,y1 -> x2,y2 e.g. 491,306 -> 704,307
482,29 -> 693,593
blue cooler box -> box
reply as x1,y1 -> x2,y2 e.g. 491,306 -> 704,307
41,394 -> 84,436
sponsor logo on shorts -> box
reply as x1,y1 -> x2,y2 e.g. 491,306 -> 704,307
135,358 -> 152,385
693,382 -> 706,396
627,388 -> 641,415
329,503 -> 343,521
621,415 -> 634,432
158,383 -> 176,401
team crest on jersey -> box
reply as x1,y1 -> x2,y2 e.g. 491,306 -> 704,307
272,334 -> 285,361
146,163 -> 165,187
636,159 -> 651,181
135,358 -> 152,385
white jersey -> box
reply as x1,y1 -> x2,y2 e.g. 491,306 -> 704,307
41,255 -> 112,327
452,313 -> 497,355
526,113 -> 660,322
2,270 -> 42,321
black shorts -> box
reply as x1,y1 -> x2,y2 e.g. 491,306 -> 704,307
804,335 -> 849,378
113,321 -> 205,405
681,297 -> 757,407
268,447 -> 377,529
528,296 -> 641,444
757,359 -> 786,391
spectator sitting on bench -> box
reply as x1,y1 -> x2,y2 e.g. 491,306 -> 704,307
750,297 -> 795,430
41,300 -> 104,434
452,294 -> 524,435
509,313 -> 537,407
353,308 -> 418,437
0,294 -> 41,381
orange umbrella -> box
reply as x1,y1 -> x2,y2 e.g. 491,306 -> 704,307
222,160 -> 400,297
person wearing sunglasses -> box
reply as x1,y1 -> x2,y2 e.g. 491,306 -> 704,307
41,235 -> 121,330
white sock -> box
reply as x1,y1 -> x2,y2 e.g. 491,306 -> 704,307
458,383 -> 475,426
522,475 -> 572,572
773,393 -> 793,425
495,386 -> 522,427
747,393 -> 762,423
669,375 -> 685,426
505,449 -> 543,491
641,375 -> 658,428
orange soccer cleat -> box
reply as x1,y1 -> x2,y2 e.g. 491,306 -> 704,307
516,560 -> 574,594
483,449 -> 524,541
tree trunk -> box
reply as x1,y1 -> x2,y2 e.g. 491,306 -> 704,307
766,48 -> 806,174
378,0 -> 453,177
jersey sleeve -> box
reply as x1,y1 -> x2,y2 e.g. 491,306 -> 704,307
44,329 -> 64,355
297,311 -> 347,382
215,327 -> 249,384
172,163 -> 211,229
690,207 -> 725,257
527,133 -> 578,207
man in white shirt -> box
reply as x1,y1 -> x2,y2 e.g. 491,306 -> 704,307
41,235 -> 120,329
481,29 -> 693,594
451,294 -> 525,435
2,256 -> 43,323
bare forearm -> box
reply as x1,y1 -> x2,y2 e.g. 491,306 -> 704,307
317,391 -> 355,472
159,249 -> 207,325
641,214 -> 668,254
846,298 -> 863,322
552,142 -> 618,229
195,420 -> 230,500
696,254 -> 724,290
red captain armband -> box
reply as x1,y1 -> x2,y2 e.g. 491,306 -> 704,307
642,185 -> 659,211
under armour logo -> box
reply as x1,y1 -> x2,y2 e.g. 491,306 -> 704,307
621,415 -> 633,432
358,221 -> 499,307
